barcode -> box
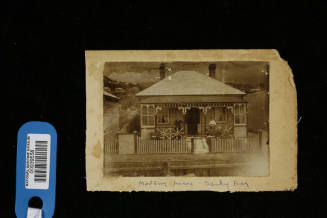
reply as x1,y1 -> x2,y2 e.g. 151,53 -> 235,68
34,140 -> 48,183
25,134 -> 51,189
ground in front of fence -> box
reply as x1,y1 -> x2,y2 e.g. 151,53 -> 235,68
104,152 -> 269,177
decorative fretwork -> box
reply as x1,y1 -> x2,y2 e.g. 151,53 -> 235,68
199,106 -> 211,115
140,103 -> 237,117
177,106 -> 191,115
145,103 -> 233,108
227,105 -> 234,113
156,127 -> 184,139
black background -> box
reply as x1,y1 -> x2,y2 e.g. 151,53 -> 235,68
2,0 -> 326,217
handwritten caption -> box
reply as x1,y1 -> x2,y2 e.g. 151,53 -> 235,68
138,179 -> 249,189
204,180 -> 249,189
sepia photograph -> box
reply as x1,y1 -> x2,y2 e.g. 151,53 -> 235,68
85,50 -> 297,191
103,61 -> 269,177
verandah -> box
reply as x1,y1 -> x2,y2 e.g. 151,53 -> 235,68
140,102 -> 247,138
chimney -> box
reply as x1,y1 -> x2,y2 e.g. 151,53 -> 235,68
159,63 -> 166,80
209,64 -> 216,79
214,63 -> 225,83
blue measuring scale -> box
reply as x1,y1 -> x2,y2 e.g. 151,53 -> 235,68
15,122 -> 57,218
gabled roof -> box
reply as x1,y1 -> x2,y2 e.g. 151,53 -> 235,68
136,71 -> 245,96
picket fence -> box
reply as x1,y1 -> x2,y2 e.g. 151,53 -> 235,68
104,134 -> 261,154
104,136 -> 118,154
137,137 -> 191,154
209,134 -> 261,153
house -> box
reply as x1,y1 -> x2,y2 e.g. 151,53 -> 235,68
136,64 -> 248,140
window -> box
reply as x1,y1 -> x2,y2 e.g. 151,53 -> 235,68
215,107 -> 227,123
141,105 -> 155,127
234,104 -> 246,125
157,108 -> 169,124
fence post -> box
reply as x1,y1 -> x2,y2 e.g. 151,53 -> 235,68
133,131 -> 137,154
258,129 -> 263,152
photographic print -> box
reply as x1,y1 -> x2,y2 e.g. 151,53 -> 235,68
103,61 -> 269,177
85,50 -> 297,191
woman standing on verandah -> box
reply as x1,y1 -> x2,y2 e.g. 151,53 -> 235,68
206,120 -> 223,152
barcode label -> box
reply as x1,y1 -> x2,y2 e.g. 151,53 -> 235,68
25,134 -> 51,189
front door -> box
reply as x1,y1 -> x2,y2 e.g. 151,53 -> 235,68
186,108 -> 200,135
